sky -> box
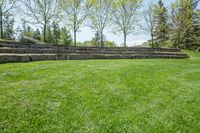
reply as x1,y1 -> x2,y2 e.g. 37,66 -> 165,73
75,0 -> 175,46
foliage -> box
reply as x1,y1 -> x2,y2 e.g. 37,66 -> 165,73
46,26 -> 54,44
59,27 -> 72,45
21,21 -> 34,38
170,0 -> 200,49
0,0 -> 198,49
112,0 -> 142,47
141,2 -> 156,48
3,13 -> 15,40
60,0 -> 91,46
33,29 -> 42,41
0,0 -> 16,39
153,0 -> 170,48
21,0 -> 60,43
87,0 -> 112,47
91,31 -> 101,46
52,21 -> 61,45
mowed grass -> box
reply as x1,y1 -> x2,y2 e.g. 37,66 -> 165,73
0,51 -> 200,132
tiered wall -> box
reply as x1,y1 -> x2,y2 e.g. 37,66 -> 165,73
0,41 -> 189,63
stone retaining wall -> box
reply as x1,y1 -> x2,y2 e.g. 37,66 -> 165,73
0,42 -> 189,63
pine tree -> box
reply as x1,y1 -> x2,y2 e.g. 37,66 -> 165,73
21,20 -> 34,38
46,26 -> 54,44
190,0 -> 200,49
33,28 -> 41,41
3,13 -> 15,40
60,27 -> 72,46
91,32 -> 101,47
153,0 -> 169,48
52,21 -> 61,45
170,0 -> 199,49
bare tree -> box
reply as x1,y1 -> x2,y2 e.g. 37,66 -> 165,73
141,3 -> 156,47
87,0 -> 112,47
0,0 -> 16,39
61,0 -> 91,46
112,0 -> 142,47
21,0 -> 60,43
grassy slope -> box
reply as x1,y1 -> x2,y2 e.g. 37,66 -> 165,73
0,51 -> 200,132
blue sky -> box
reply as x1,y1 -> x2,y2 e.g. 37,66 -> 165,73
76,0 -> 175,46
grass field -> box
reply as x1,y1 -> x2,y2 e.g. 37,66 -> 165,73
0,51 -> 200,132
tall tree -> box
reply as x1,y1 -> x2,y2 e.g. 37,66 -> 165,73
112,0 -> 142,47
60,27 -> 72,45
91,31 -> 100,47
3,13 -> 14,40
21,20 -> 34,38
87,0 -> 112,47
52,21 -> 61,45
170,0 -> 194,48
61,0 -> 91,46
46,26 -> 54,44
0,0 -> 16,39
141,3 -> 156,48
33,28 -> 41,41
21,0 -> 60,43
190,0 -> 200,49
154,0 -> 169,48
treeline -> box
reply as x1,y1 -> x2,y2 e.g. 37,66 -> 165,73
142,0 -> 200,50
18,21 -> 73,45
0,0 -> 199,49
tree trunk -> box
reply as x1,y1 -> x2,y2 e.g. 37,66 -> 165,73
124,33 -> 127,47
100,31 -> 104,47
43,24 -> 46,43
151,33 -> 154,48
74,30 -> 76,46
0,10 -> 3,39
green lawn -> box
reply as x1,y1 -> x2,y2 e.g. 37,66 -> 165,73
0,51 -> 200,132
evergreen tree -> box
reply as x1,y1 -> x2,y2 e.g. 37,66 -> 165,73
153,0 -> 169,47
33,28 -> 42,41
0,0 -> 16,39
91,32 -> 101,47
26,26 -> 34,37
21,20 -> 34,38
170,0 -> 199,49
60,27 -> 72,46
46,26 -> 54,44
52,21 -> 61,45
190,0 -> 200,49
3,14 -> 15,40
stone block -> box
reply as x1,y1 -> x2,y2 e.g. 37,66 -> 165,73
46,55 -> 55,60
106,55 -> 119,59
0,48 -> 11,53
11,49 -> 25,54
56,55 -> 66,60
0,56 -> 6,63
103,51 -> 120,54
70,54 -> 84,60
30,55 -> 39,61
93,55 -> 107,59
20,56 -> 30,62
64,55 -> 71,60
120,51 -> 133,54
6,55 -> 19,62
20,36 -> 38,44
84,54 -> 95,60
41,49 -> 54,54
120,55 -> 133,59
24,49 -> 40,54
